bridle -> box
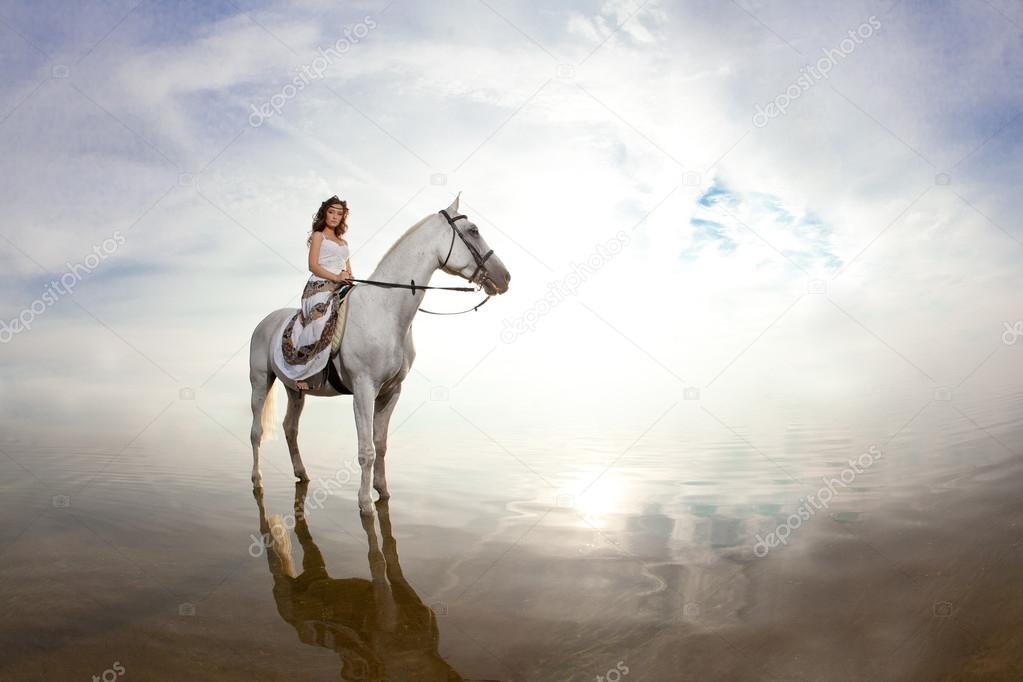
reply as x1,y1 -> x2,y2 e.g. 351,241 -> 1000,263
439,208 -> 495,282
344,209 -> 495,315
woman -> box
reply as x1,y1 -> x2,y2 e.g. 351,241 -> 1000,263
273,195 -> 355,392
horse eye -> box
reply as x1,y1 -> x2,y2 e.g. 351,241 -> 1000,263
468,226 -> 479,236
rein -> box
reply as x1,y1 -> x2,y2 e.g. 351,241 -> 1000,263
344,209 -> 494,315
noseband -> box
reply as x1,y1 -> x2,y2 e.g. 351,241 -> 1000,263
439,209 -> 494,287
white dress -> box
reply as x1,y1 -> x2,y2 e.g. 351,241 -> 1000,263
272,238 -> 353,383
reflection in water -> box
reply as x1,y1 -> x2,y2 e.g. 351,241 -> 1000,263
253,484 -> 464,681
2,389 -> 1022,679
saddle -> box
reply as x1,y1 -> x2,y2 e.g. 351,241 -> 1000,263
329,285 -> 353,355
293,285 -> 354,395
323,286 -> 354,394
323,356 -> 353,395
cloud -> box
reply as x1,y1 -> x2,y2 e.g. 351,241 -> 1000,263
684,180 -> 842,273
0,0 -> 1020,438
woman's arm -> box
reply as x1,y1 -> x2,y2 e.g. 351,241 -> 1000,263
342,257 -> 353,282
307,232 -> 343,282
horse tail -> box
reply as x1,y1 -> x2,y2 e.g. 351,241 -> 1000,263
267,513 -> 296,577
260,377 -> 278,443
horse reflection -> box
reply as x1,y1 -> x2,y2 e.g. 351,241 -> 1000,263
253,484 -> 463,681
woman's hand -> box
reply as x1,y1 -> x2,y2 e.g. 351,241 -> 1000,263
335,273 -> 354,285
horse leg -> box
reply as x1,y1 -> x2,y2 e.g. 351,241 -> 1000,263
249,369 -> 275,488
352,380 -> 378,515
376,500 -> 406,582
253,486 -> 269,537
291,482 -> 330,574
362,504 -> 398,631
283,386 -> 310,482
372,385 -> 402,499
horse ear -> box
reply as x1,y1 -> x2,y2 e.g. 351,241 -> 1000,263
444,192 -> 461,214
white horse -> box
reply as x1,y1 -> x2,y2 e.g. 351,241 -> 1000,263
247,195 -> 510,513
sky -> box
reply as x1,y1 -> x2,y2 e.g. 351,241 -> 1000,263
0,0 -> 1021,452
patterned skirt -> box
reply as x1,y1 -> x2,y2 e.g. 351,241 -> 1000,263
273,277 -> 354,382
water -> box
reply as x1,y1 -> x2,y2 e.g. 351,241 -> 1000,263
2,387 -> 1022,681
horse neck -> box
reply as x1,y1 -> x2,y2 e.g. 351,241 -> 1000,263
366,219 -> 441,331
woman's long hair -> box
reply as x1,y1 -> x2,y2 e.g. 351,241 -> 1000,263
307,195 -> 349,246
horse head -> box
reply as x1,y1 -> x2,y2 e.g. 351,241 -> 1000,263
436,193 -> 511,297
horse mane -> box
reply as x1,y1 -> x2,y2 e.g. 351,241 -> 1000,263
377,213 -> 434,264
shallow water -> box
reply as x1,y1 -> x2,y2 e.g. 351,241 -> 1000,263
2,386 -> 1023,681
